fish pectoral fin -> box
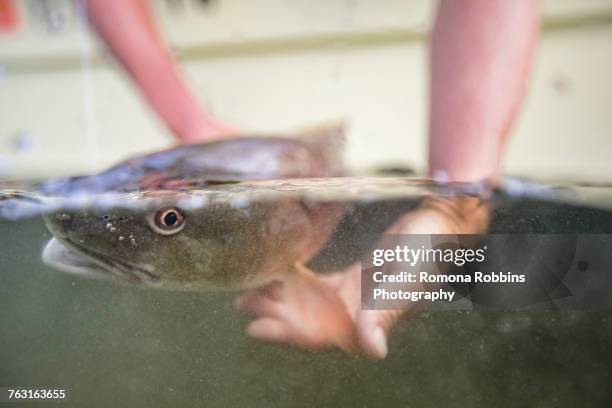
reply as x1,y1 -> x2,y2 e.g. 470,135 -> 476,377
294,122 -> 346,177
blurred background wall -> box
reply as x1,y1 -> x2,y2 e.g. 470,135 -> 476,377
0,0 -> 611,181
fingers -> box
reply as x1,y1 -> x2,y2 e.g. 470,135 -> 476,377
235,288 -> 293,345
236,268 -> 408,358
246,317 -> 290,344
235,274 -> 360,354
246,317 -> 334,351
234,290 -> 282,318
252,280 -> 284,301
356,309 -> 406,359
234,280 -> 285,315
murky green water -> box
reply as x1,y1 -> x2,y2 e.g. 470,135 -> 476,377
1,194 -> 612,407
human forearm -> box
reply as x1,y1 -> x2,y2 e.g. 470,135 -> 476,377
83,0 -> 231,142
429,0 -> 539,182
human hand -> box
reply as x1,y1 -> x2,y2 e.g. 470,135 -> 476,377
235,196 -> 490,358
178,115 -> 235,143
234,264 -> 359,354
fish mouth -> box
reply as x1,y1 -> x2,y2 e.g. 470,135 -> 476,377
42,237 -> 160,285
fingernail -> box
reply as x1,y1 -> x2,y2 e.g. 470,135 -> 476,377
372,326 -> 388,358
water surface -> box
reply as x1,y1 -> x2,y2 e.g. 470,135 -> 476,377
1,178 -> 611,407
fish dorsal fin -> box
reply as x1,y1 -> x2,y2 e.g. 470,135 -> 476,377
294,121 -> 347,177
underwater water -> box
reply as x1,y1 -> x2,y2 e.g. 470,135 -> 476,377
1,179 -> 612,407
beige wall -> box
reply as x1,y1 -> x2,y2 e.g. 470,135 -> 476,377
0,0 -> 611,180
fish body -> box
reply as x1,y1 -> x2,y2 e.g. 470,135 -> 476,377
42,126 -> 345,290
41,126 -> 343,195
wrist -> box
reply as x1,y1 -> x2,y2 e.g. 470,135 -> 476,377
176,116 -> 235,143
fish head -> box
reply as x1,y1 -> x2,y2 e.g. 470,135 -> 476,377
42,200 -> 268,290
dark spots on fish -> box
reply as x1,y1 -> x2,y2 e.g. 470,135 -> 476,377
103,215 -> 130,222
372,164 -> 416,176
205,179 -> 242,186
577,260 -> 589,272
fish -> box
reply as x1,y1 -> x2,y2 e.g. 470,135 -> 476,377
40,124 -> 344,195
42,125 -> 346,290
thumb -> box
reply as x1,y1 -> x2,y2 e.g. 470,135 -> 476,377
356,309 -> 405,359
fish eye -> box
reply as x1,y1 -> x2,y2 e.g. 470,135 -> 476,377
147,207 -> 186,235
